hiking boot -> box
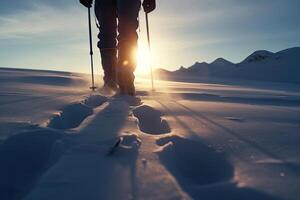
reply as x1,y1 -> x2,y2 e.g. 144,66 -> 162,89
117,70 -> 135,96
101,80 -> 118,94
106,80 -> 118,90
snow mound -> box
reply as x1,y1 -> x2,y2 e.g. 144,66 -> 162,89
133,105 -> 171,134
0,122 -> 40,140
16,75 -> 84,86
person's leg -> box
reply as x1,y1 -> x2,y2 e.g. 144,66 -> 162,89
95,0 -> 118,89
116,0 -> 141,95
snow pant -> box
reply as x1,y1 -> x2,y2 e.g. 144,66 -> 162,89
95,0 -> 141,84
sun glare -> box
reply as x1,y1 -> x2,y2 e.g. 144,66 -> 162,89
136,42 -> 151,75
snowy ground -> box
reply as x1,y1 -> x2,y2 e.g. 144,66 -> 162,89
0,67 -> 299,200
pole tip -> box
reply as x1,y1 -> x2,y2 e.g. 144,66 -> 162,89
90,86 -> 97,91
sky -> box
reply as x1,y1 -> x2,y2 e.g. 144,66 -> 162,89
0,0 -> 300,75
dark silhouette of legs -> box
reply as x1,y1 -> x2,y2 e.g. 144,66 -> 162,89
95,0 -> 141,95
95,0 -> 118,89
116,0 -> 141,95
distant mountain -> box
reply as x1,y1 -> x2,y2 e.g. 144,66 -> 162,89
242,50 -> 274,63
155,47 -> 300,84
211,57 -> 235,66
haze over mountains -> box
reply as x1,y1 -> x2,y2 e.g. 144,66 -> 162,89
155,47 -> 300,84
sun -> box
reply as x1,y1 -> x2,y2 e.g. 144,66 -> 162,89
135,42 -> 151,75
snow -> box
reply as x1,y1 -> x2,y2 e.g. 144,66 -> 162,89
0,67 -> 300,200
210,57 -> 235,67
243,50 -> 274,63
47,102 -> 93,129
132,105 -> 171,134
156,47 -> 300,84
47,95 -> 107,130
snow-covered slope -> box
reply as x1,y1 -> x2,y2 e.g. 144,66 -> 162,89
173,58 -> 235,76
211,57 -> 235,66
242,50 -> 274,63
155,47 -> 300,84
1,68 -> 300,200
219,47 -> 300,83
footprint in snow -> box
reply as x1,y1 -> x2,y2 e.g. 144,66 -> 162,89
132,105 -> 171,135
47,94 -> 107,130
156,135 -> 234,186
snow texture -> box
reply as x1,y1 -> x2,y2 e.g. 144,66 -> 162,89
0,67 -> 300,200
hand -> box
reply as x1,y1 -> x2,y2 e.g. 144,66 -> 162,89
80,0 -> 93,8
142,0 -> 156,13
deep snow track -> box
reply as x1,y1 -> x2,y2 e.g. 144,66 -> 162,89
24,97 -> 188,200
132,105 -> 171,135
152,98 -> 300,200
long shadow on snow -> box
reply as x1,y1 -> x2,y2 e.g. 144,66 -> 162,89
155,100 -> 284,200
175,101 -> 300,172
70,98 -> 139,199
23,98 -> 139,200
0,128 -> 63,200
157,135 -> 283,200
0,95 -> 118,200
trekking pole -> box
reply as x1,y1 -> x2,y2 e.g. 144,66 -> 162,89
145,12 -> 154,91
88,7 -> 96,91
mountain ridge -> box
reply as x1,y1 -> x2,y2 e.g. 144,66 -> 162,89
155,47 -> 300,84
